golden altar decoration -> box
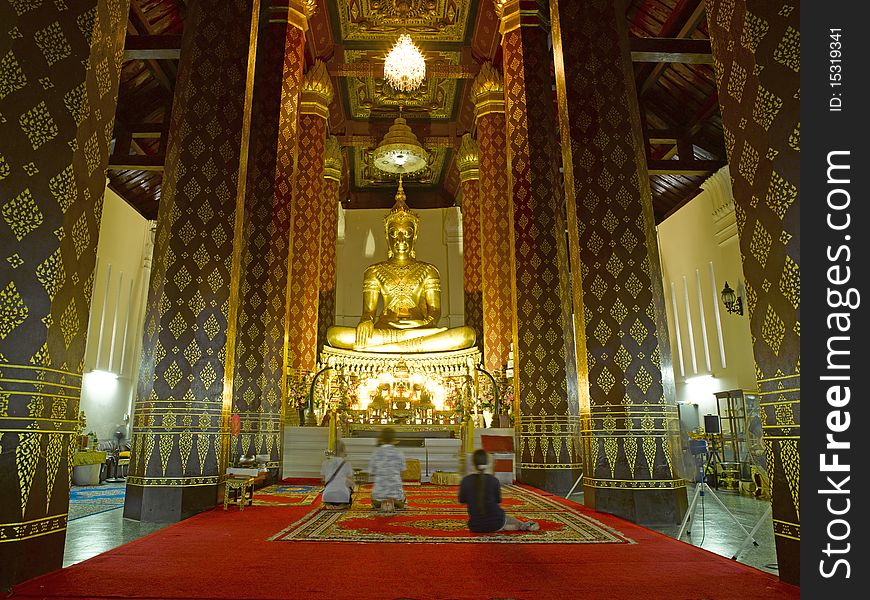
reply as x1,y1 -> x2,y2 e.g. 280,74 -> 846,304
318,345 -> 481,429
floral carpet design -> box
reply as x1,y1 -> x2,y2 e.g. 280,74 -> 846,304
270,484 -> 634,544
252,483 -> 321,507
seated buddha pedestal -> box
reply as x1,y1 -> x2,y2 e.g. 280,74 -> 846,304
322,181 -> 480,428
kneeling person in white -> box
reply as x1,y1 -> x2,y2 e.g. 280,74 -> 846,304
321,441 -> 355,508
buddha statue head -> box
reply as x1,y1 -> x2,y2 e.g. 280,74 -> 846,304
384,178 -> 420,259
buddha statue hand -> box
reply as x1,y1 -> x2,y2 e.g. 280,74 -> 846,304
355,318 -> 375,348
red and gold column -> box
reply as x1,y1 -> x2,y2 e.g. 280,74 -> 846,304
286,59 -> 333,414
456,133 -> 484,348
551,0 -> 686,525
317,135 -> 343,355
496,0 -> 582,493
707,0 -> 800,583
0,0 -> 129,586
269,1 -> 311,427
227,2 -> 311,468
470,63 -> 512,374
125,0 -> 264,522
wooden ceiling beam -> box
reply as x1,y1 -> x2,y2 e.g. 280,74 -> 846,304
345,188 -> 455,210
647,159 -> 724,176
686,90 -> 720,138
637,0 -> 708,97
629,37 -> 712,63
124,34 -> 182,60
108,154 -> 166,171
127,0 -> 177,91
647,128 -> 682,144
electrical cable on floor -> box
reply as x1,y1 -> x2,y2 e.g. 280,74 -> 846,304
698,489 -> 706,547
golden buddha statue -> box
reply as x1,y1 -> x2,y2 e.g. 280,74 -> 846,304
326,181 -> 476,353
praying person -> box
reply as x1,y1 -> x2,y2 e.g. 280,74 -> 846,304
368,427 -> 406,512
320,441 -> 355,509
459,449 -> 539,532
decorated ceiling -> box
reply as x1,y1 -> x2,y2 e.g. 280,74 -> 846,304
336,0 -> 472,43
110,0 -> 727,219
327,0 -> 476,194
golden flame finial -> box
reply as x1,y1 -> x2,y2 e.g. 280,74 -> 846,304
456,133 -> 480,182
470,62 -> 505,118
300,60 -> 334,118
323,135 -> 343,181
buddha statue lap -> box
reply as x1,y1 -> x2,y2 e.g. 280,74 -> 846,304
326,182 -> 476,353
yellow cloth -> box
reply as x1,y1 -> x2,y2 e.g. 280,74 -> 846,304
401,458 -> 422,482
71,450 -> 106,467
429,471 -> 462,485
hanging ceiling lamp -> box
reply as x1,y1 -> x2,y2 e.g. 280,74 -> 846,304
383,34 -> 426,92
372,116 -> 429,176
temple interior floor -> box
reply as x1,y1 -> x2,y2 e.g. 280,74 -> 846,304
63,508 -> 170,568
569,484 -> 778,575
63,484 -> 777,574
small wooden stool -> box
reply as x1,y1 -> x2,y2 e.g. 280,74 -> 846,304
224,475 -> 255,511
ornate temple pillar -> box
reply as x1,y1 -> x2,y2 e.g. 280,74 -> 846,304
706,0 -> 800,583
470,63 -> 512,375
0,0 -> 129,585
456,134 -> 484,347
124,0 -> 263,522
316,135 -> 343,356
550,0 -> 686,525
227,2 -> 310,470
286,60 -> 333,423
495,1 -> 581,493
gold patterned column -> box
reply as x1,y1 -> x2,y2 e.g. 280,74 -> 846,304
707,0 -> 800,583
496,0 -> 581,493
316,135 -> 343,356
228,3 -> 311,472
551,0 -> 686,525
456,133 -> 484,348
0,0 -> 130,586
125,0 -> 263,522
471,63 -> 512,374
287,60 -> 333,390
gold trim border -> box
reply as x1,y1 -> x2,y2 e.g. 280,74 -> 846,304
0,514 -> 67,543
584,478 -> 687,489
127,476 -> 222,487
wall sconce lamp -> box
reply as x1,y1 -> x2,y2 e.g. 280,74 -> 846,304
720,281 -> 744,316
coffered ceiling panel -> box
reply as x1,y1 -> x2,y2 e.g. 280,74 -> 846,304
344,49 -> 461,120
337,0 -> 473,43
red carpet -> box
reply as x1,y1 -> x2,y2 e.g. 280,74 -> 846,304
12,485 -> 799,600
273,484 -> 633,544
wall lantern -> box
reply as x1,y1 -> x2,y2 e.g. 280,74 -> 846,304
720,281 -> 744,316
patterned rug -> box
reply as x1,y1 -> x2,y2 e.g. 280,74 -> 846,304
270,484 -> 634,544
68,482 -> 126,520
252,483 -> 321,507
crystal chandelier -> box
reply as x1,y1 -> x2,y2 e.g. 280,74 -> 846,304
383,34 -> 426,92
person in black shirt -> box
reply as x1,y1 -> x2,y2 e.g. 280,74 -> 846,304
458,449 -> 539,532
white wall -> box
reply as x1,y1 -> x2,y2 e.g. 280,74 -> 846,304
657,167 -> 756,427
79,184 -> 154,443
335,206 -> 464,329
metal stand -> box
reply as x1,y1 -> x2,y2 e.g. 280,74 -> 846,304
677,451 -> 759,548
565,470 -> 584,498
731,504 -> 772,560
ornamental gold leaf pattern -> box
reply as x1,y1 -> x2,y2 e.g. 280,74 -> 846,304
708,0 -> 800,575
16,430 -> 39,517
44,433 -> 64,512
553,0 -> 681,495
